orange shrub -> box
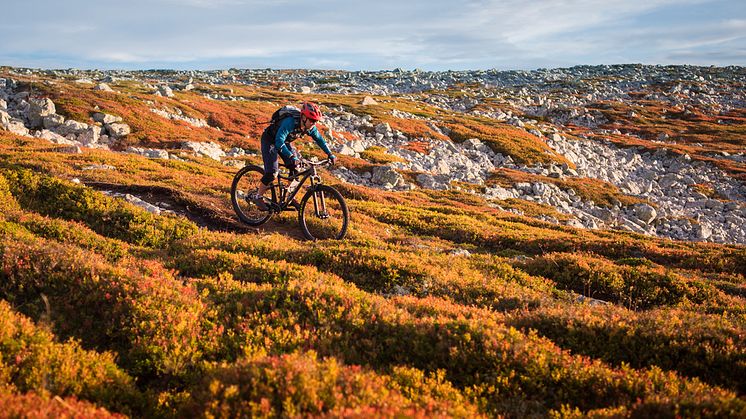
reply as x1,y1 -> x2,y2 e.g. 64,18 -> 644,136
0,300 -> 142,414
0,390 -> 123,419
186,351 -> 482,418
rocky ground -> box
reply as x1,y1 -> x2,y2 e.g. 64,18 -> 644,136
1,64 -> 744,244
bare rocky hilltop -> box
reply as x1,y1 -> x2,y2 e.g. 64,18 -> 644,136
1,64 -> 745,244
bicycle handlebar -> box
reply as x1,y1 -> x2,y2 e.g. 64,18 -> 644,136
278,158 -> 334,175
299,158 -> 331,167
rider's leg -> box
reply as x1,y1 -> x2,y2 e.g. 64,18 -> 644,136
278,143 -> 301,209
279,142 -> 297,177
249,130 -> 278,210
257,129 -> 279,194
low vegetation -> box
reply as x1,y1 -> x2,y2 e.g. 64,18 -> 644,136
0,70 -> 744,417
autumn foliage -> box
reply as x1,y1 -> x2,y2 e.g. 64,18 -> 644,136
0,71 -> 744,417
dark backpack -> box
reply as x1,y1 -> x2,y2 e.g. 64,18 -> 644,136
267,105 -> 301,138
270,105 -> 300,126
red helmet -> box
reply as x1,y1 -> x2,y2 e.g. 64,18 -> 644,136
301,102 -> 322,121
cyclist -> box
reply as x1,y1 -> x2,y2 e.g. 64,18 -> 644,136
249,102 -> 336,210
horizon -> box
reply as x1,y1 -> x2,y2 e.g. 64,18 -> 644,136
1,0 -> 744,71
3,62 -> 744,74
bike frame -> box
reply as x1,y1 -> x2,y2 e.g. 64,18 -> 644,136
267,159 -> 329,213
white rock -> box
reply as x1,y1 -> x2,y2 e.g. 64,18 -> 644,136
226,147 -> 246,157
461,138 -> 485,151
485,186 -> 514,200
55,119 -> 89,137
82,164 -> 116,171
449,248 -> 471,257
124,194 -> 161,215
27,98 -> 56,129
181,141 -> 226,161
416,173 -> 449,190
375,122 -> 392,134
372,165 -> 404,187
92,112 -> 122,124
633,203 -> 657,224
106,122 -> 131,138
361,96 -> 378,106
350,141 -> 366,153
36,129 -> 75,145
77,126 -> 102,145
158,85 -> 175,98
57,145 -> 83,154
94,83 -> 114,92
0,109 -> 10,127
694,223 -> 712,240
338,144 -> 356,156
43,114 -> 65,129
126,147 -> 169,159
0,109 -> 30,136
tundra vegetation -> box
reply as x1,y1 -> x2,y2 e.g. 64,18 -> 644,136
0,66 -> 744,418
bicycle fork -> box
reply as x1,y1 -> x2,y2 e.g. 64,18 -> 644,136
309,173 -> 329,219
312,189 -> 329,219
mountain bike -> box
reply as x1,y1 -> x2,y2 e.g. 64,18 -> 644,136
231,158 -> 349,240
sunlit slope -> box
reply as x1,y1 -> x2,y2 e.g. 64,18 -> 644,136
0,71 -> 744,417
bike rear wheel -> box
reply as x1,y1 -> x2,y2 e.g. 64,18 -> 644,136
231,165 -> 273,226
298,185 -> 349,240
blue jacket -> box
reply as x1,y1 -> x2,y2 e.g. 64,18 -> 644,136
275,116 -> 334,159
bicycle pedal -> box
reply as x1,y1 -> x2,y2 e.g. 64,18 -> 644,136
252,197 -> 269,211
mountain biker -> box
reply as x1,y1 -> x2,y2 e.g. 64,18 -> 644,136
249,102 -> 336,210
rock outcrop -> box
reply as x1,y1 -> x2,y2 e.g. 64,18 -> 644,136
2,65 -> 743,244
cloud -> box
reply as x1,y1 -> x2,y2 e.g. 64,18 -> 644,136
0,0 -> 743,69
94,52 -> 151,62
158,0 -> 291,7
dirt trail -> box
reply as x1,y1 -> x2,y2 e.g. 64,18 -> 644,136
84,181 -> 308,240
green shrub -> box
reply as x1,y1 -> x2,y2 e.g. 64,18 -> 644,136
167,237 -> 552,313
360,146 -> 407,164
507,303 -> 746,394
519,252 -> 725,310
0,228 -> 220,382
1,167 -> 197,248
615,257 -> 655,268
0,173 -> 20,214
0,300 -> 142,414
13,212 -> 128,262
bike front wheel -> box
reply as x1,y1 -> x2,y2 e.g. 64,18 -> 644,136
231,165 -> 273,226
298,185 -> 349,240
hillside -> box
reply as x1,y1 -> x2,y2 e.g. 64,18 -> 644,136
0,65 -> 745,417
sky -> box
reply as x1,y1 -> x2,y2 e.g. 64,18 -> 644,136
0,0 -> 744,71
